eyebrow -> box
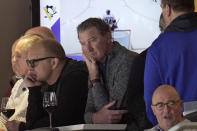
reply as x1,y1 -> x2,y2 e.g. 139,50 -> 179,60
88,36 -> 96,41
153,99 -> 178,104
80,36 -> 96,45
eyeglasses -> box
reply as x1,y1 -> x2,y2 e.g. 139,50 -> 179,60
26,57 -> 55,68
152,100 -> 181,110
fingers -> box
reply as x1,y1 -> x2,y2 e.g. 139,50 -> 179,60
83,54 -> 99,80
24,72 -> 42,87
104,101 -> 116,109
113,109 -> 128,115
6,120 -> 20,131
82,53 -> 88,62
83,52 -> 90,62
83,52 -> 95,63
26,75 -> 35,83
93,104 -> 127,124
109,110 -> 128,124
5,121 -> 15,129
108,109 -> 128,117
27,72 -> 37,81
24,72 -> 36,82
110,113 -> 122,120
104,101 -> 128,115
107,110 -> 126,124
110,115 -> 122,123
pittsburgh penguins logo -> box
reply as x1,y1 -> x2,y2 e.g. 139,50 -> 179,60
44,5 -> 57,20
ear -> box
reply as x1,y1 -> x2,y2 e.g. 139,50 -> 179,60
179,100 -> 183,110
51,58 -> 59,69
166,4 -> 171,17
151,105 -> 156,116
106,32 -> 112,43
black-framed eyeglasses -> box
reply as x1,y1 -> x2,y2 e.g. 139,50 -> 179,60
152,100 -> 181,110
26,57 -> 55,68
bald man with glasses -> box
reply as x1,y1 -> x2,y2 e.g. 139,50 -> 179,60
145,85 -> 190,131
26,57 -> 56,68
6,39 -> 88,131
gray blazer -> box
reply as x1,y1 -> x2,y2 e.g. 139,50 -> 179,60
84,41 -> 137,123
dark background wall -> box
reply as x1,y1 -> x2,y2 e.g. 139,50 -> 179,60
0,0 -> 32,102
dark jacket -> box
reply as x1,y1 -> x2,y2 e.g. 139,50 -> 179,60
125,49 -> 152,131
20,58 -> 88,130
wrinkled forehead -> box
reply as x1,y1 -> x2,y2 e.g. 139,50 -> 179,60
78,27 -> 100,40
79,26 -> 100,34
152,90 -> 179,103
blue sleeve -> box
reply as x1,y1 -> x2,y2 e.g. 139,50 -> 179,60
144,47 -> 162,125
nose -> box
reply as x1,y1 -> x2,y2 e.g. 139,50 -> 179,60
86,42 -> 93,52
27,65 -> 34,71
163,105 -> 170,113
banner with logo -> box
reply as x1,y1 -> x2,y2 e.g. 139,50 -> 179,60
40,0 -> 60,42
41,0 -> 162,56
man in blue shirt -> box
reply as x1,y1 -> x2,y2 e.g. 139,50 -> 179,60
144,0 -> 197,125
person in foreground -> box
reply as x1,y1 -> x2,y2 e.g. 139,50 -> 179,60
77,18 -> 137,124
145,85 -> 190,131
3,27 -> 56,130
6,39 -> 88,131
144,0 -> 197,125
0,34 -> 43,130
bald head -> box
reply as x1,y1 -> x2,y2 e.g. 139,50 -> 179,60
152,85 -> 180,104
151,85 -> 183,130
25,26 -> 56,39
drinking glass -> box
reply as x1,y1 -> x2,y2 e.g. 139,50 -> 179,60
43,91 -> 58,128
1,97 -> 15,119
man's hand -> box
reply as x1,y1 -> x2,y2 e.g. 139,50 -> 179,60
24,72 -> 42,87
92,101 -> 128,124
83,53 -> 99,80
5,120 -> 20,131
